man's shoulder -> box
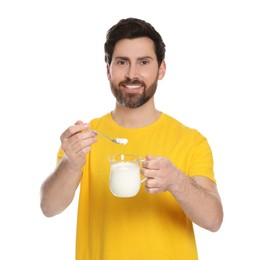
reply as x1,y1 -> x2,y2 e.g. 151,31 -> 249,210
89,113 -> 111,127
162,113 -> 203,137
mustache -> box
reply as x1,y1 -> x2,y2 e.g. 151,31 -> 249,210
119,78 -> 145,85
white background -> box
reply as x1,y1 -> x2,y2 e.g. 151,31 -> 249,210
1,0 -> 259,259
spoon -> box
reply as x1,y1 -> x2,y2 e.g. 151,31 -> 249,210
91,130 -> 128,145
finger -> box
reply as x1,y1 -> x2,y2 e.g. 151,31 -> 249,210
145,186 -> 159,194
141,168 -> 158,178
145,178 -> 158,188
145,155 -> 154,160
145,155 -> 162,161
72,142 -> 92,157
61,123 -> 89,140
69,130 -> 96,145
63,134 -> 97,161
142,159 -> 160,170
75,120 -> 84,125
72,135 -> 97,153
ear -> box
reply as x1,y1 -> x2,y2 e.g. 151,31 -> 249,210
158,60 -> 166,80
106,63 -> 111,80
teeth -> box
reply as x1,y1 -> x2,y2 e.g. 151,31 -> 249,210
126,85 -> 140,89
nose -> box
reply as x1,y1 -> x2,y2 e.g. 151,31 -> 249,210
125,64 -> 138,80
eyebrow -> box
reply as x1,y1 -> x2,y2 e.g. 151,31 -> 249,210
114,56 -> 154,61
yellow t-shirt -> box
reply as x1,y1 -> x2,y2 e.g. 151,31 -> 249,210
57,113 -> 215,260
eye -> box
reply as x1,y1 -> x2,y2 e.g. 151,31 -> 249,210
116,59 -> 128,66
140,59 -> 149,65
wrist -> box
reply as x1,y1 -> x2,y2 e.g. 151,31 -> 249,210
60,156 -> 83,174
168,168 -> 186,194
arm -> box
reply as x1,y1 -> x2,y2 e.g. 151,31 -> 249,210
40,121 -> 97,217
142,156 -> 223,232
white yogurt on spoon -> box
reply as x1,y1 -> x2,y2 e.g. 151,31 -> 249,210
115,138 -> 128,145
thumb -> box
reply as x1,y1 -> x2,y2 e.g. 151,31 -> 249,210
75,120 -> 84,125
145,155 -> 154,160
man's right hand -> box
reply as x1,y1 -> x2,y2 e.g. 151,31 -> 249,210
60,120 -> 97,171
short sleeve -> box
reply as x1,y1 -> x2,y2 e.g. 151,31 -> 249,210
188,136 -> 216,183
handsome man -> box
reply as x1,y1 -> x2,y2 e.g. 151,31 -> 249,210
40,17 -> 223,260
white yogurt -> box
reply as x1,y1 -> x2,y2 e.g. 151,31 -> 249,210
115,138 -> 128,145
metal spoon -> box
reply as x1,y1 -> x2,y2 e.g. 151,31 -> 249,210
91,130 -> 128,145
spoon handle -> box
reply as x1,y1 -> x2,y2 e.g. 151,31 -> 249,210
91,130 -> 114,142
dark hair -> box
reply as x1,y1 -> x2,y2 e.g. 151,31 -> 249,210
104,18 -> 166,65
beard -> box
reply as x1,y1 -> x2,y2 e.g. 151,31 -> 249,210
109,77 -> 158,108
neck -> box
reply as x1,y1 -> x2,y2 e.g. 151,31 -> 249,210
111,97 -> 161,128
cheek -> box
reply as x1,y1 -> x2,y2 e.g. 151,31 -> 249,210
141,65 -> 158,77
142,70 -> 159,82
109,69 -> 125,82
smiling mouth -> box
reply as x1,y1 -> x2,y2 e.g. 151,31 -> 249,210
122,85 -> 144,94
125,85 -> 142,89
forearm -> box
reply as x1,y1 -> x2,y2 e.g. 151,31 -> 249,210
169,171 -> 223,232
40,157 -> 82,217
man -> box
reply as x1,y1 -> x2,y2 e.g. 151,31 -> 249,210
40,17 -> 223,260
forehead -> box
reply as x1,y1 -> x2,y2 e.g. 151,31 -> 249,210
113,37 -> 156,59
